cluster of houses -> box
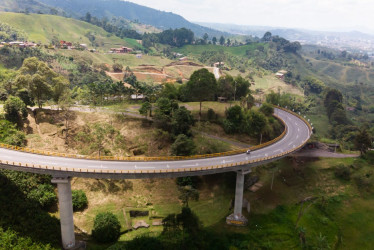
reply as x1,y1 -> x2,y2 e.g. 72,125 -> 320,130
0,41 -> 38,48
59,40 -> 88,50
109,46 -> 133,54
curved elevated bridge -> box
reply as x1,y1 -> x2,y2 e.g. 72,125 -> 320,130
0,107 -> 312,249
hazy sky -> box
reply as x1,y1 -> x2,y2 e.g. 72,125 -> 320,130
127,0 -> 374,32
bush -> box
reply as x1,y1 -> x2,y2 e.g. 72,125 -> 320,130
0,120 -> 26,146
171,134 -> 195,156
334,164 -> 351,181
363,151 -> 374,164
27,184 -> 57,209
72,190 -> 88,211
259,102 -> 274,116
92,212 -> 121,243
4,96 -> 28,125
112,63 -> 123,72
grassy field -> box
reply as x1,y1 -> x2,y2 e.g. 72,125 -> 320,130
172,43 -> 264,58
54,49 -> 172,67
253,74 -> 304,97
0,13 -> 139,50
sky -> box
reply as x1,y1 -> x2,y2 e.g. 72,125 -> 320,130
127,0 -> 374,33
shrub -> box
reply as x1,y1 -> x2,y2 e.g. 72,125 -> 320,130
27,184 -> 57,209
171,134 -> 195,156
4,96 -> 28,125
112,63 -> 123,72
334,164 -> 351,181
92,212 -> 121,243
71,190 -> 88,211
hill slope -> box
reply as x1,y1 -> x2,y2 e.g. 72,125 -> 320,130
0,12 -> 140,49
0,0 -> 63,14
37,0 -> 226,37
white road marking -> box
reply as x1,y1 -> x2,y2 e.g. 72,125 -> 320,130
288,142 -> 293,146
222,160 -> 233,163
135,166 -> 155,169
183,163 -> 199,167
296,135 -> 299,139
245,157 -> 248,160
167,164 -> 170,168
265,153 -> 268,157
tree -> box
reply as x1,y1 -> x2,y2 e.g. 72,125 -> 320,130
354,129 -> 372,155
224,105 -> 243,133
171,134 -> 195,156
17,57 -> 68,108
85,12 -> 92,23
234,75 -> 251,100
139,101 -> 152,118
259,103 -> 274,116
92,212 -> 121,243
219,36 -> 225,45
212,36 -> 217,45
171,106 -> 194,136
185,68 -> 217,121
262,31 -> 272,42
203,33 -> 209,44
72,190 -> 88,211
4,96 -> 28,126
240,94 -> 255,110
217,75 -> 235,100
112,63 -> 123,73
178,185 -> 199,207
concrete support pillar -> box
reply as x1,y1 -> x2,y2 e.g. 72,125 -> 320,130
52,177 -> 75,249
234,171 -> 245,216
226,170 -> 248,226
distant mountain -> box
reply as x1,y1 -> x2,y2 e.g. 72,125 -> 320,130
0,0 -> 64,15
36,0 -> 227,38
197,22 -> 374,52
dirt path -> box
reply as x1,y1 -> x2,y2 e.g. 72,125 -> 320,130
293,149 -> 359,158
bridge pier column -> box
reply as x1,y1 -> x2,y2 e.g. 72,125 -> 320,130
52,177 -> 75,249
226,170 -> 249,226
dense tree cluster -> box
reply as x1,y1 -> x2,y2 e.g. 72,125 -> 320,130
92,212 -> 121,243
0,22 -> 27,42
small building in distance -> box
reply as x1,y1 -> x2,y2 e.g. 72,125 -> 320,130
213,62 -> 225,67
110,46 -> 133,54
131,94 -> 145,100
275,70 -> 288,80
218,96 -> 228,103
5,41 -> 38,48
60,40 -> 72,49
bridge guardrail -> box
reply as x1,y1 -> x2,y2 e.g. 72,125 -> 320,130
0,106 -> 311,166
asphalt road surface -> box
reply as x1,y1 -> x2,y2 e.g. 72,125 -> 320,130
0,108 -> 311,176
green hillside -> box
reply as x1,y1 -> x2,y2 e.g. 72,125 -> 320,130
173,43 -> 263,58
0,12 -> 141,49
0,0 -> 60,14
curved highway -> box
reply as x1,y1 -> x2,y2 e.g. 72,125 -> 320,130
0,108 -> 311,179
